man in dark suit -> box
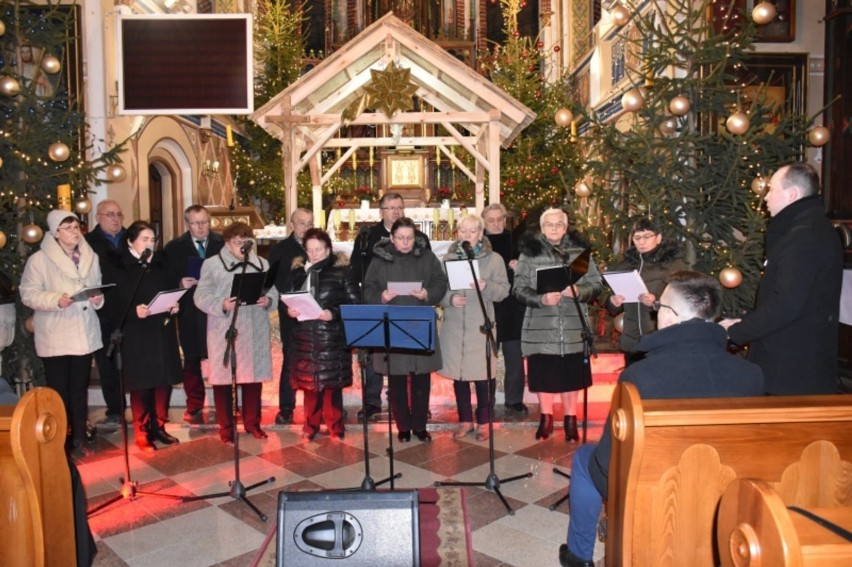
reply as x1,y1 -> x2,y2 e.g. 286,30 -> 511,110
270,207 -> 313,424
164,205 -> 224,424
85,199 -> 126,425
349,192 -> 431,421
721,162 -> 843,395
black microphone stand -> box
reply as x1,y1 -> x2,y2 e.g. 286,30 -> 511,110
550,256 -> 596,511
435,244 -> 532,515
348,227 -> 399,490
88,251 -> 182,516
181,247 -> 274,521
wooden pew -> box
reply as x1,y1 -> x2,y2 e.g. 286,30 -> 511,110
718,478 -> 852,567
606,382 -> 852,567
0,387 -> 76,567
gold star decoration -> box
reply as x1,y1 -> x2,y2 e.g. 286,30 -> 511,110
362,61 -> 418,118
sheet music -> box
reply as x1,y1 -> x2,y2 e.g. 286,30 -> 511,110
388,281 -> 423,295
603,270 -> 649,300
445,259 -> 481,291
146,288 -> 188,315
70,283 -> 116,302
280,292 -> 324,321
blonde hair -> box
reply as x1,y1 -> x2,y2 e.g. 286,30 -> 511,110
539,208 -> 568,226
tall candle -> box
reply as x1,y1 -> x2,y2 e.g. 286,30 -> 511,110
448,208 -> 455,230
57,184 -> 71,211
436,146 -> 441,165
226,125 -> 234,147
571,121 -> 577,138
319,210 -> 326,230
349,209 -> 356,229
369,147 -> 374,167
433,208 -> 440,225
352,152 -> 357,170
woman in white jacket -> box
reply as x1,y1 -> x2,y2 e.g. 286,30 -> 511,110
20,211 -> 104,455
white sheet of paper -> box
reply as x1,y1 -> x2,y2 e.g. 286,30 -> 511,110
388,281 -> 423,295
446,259 -> 481,291
280,292 -> 324,321
603,270 -> 649,300
146,288 -> 188,315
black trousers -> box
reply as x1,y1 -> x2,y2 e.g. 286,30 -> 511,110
278,336 -> 296,413
388,372 -> 431,432
42,354 -> 91,446
94,320 -> 124,418
453,379 -> 491,424
182,356 -> 206,415
129,385 -> 172,436
213,382 -> 262,436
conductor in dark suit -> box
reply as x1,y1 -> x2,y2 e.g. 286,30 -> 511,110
270,207 -> 314,424
164,205 -> 224,424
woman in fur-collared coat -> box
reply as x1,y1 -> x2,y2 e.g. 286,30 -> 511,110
283,228 -> 360,441
513,208 -> 602,442
363,217 -> 448,443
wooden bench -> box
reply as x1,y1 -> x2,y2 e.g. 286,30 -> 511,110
606,382 -> 852,567
718,478 -> 852,566
0,387 -> 76,567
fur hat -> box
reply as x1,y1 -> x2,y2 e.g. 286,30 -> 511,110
47,210 -> 80,236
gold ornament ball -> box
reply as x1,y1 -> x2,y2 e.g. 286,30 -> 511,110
621,88 -> 645,112
24,316 -> 35,334
22,223 -> 44,244
751,176 -> 768,195
0,20 -> 5,36
107,164 -> 127,182
807,126 -> 830,147
660,117 -> 678,135
74,197 -> 92,215
613,313 -> 625,334
726,111 -> 750,135
668,95 -> 691,116
554,108 -> 574,128
41,55 -> 61,75
719,267 -> 743,289
48,142 -> 71,162
575,180 -> 592,198
752,2 -> 777,25
0,230 -> 6,249
0,75 -> 21,96
0,156 -> 3,168
611,3 -> 630,27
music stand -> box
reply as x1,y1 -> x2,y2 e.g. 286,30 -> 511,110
340,304 -> 437,490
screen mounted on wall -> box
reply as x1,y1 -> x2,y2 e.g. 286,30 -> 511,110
117,14 -> 253,115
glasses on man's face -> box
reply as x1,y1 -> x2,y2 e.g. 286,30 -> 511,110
654,301 -> 679,317
542,222 -> 566,230
100,211 -> 123,219
393,235 -> 415,243
58,225 -> 81,233
188,220 -> 209,227
633,233 -> 659,242
381,206 -> 404,213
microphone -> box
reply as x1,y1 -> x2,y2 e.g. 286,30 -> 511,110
461,240 -> 475,260
240,240 -> 253,257
139,248 -> 153,264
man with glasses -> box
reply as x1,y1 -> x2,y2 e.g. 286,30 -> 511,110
270,208 -> 313,425
350,193 -> 431,421
559,272 -> 764,567
164,205 -> 224,424
85,200 -> 127,425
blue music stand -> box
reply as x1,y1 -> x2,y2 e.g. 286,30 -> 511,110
340,305 -> 437,490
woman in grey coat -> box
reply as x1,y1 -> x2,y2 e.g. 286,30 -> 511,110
513,208 -> 602,442
194,222 -> 278,444
439,214 -> 509,441
364,217 -> 448,443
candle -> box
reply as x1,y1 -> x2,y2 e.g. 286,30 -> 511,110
319,210 -> 326,230
352,152 -> 357,170
226,125 -> 234,147
448,208 -> 455,230
336,148 -> 341,160
369,147 -> 374,167
436,146 -> 441,165
433,208 -> 440,225
57,184 -> 71,211
349,209 -> 356,229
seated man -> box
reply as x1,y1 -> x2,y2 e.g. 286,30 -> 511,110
560,272 -> 764,567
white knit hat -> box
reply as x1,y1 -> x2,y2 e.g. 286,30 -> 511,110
47,210 -> 80,236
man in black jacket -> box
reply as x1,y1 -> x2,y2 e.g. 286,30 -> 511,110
85,199 -> 126,424
350,193 -> 430,420
560,273 -> 764,567
270,207 -> 313,424
721,162 -> 843,395
164,205 -> 224,424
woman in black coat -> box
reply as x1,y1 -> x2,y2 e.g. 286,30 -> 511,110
284,228 -> 360,441
103,221 -> 182,452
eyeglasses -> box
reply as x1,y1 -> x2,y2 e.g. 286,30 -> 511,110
231,239 -> 249,248
381,206 -> 404,212
393,235 -> 415,243
188,220 -> 209,227
99,211 -> 123,219
542,222 -> 566,229
58,225 -> 81,233
633,233 -> 659,242
654,301 -> 679,317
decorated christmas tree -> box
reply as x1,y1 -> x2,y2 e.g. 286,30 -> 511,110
0,1 -> 126,385
568,0 -> 824,315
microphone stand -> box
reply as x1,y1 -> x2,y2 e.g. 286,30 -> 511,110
435,244 -> 532,515
181,247 -> 274,521
550,254 -> 596,511
88,251 -> 182,515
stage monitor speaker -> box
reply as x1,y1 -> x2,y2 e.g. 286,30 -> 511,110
276,490 -> 420,566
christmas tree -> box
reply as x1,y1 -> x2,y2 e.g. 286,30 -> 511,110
0,1 -> 126,386
481,0 -> 582,214
569,0 -> 818,315
228,0 -> 305,222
